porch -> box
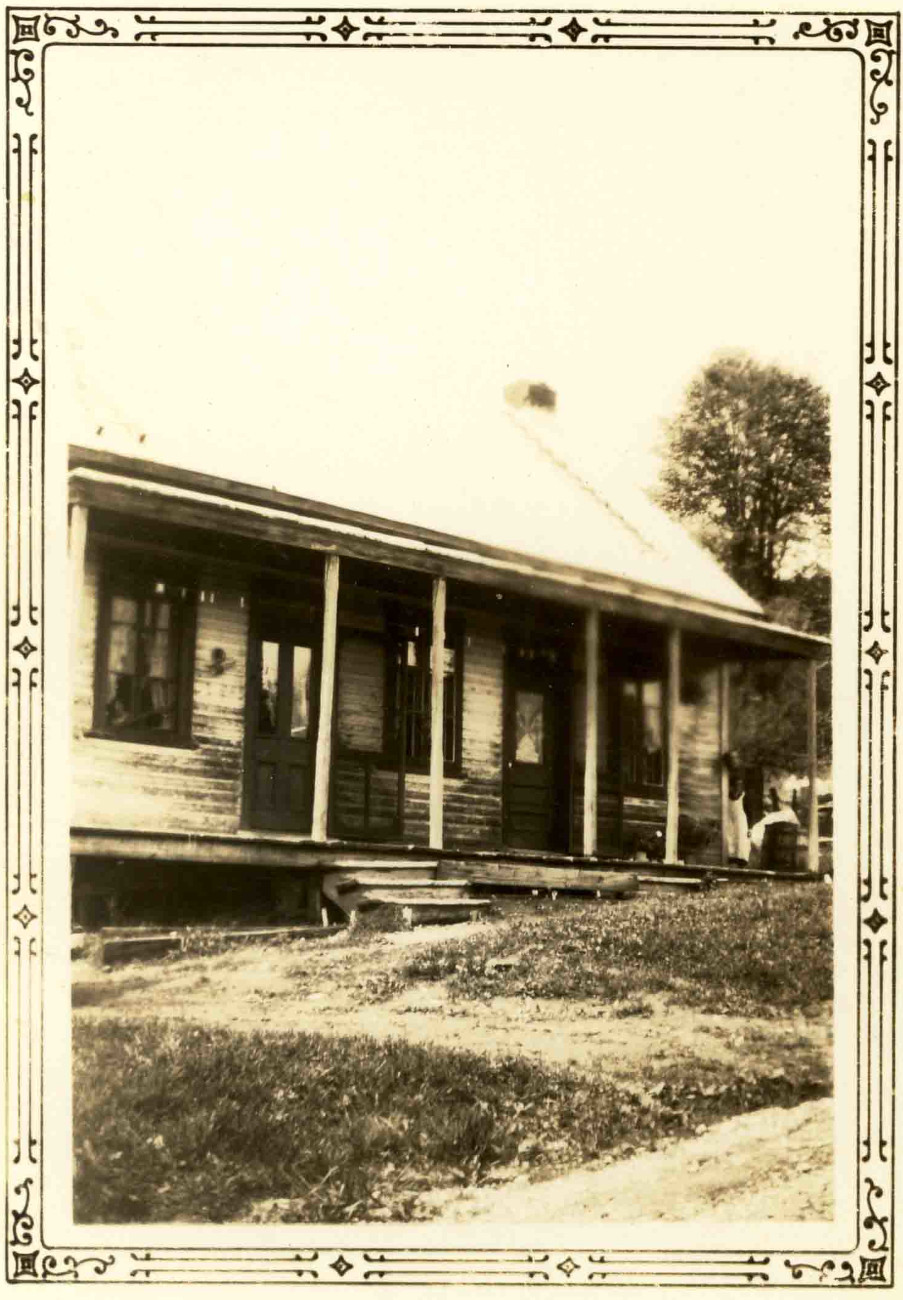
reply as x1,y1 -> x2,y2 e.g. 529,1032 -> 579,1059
69,446 -> 827,925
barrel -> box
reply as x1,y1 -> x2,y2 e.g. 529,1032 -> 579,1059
760,821 -> 800,872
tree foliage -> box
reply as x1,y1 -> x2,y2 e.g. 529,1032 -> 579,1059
657,354 -> 830,600
731,568 -> 832,772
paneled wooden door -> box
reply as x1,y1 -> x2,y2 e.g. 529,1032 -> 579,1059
503,656 -> 570,852
245,611 -> 320,832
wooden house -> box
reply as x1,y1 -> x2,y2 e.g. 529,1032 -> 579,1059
68,396 -> 828,925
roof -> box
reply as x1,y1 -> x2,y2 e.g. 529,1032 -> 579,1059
70,394 -> 761,618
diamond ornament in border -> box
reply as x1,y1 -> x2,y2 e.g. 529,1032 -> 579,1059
5,7 -> 897,1287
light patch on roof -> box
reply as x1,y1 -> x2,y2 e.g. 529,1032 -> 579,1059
84,391 -> 761,617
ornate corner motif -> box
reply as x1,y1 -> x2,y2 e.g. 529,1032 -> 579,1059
42,13 -> 120,39
793,17 -> 860,42
9,1179 -> 34,1247
866,19 -> 894,48
9,51 -> 36,119
868,49 -> 895,126
11,14 -> 41,43
11,1249 -> 40,1278
858,1254 -> 888,1283
40,1253 -> 117,1280
864,1177 -> 890,1251
784,1256 -> 856,1283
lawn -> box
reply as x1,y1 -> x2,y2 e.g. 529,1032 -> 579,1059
72,881 -> 833,1224
393,881 -> 832,1016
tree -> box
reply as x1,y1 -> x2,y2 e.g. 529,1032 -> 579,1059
730,567 -> 832,773
656,353 -> 830,601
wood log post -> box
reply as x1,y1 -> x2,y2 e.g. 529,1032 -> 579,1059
719,662 -> 731,866
807,658 -> 819,873
429,576 -> 447,850
664,626 -> 681,863
582,607 -> 599,858
312,554 -> 340,842
69,500 -> 89,691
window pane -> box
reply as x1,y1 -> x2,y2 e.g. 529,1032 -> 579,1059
106,673 -> 135,726
258,641 -> 279,735
515,689 -> 544,764
291,646 -> 312,739
642,680 -> 663,785
143,624 -> 171,678
110,596 -> 138,626
642,680 -> 661,707
101,579 -> 188,736
107,621 -> 137,675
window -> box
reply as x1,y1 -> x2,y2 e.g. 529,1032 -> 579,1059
620,676 -> 664,790
390,623 -> 461,768
94,567 -> 196,743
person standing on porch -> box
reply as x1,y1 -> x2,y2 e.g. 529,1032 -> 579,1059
723,751 -> 750,865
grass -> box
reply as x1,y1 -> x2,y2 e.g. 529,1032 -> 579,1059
394,883 -> 832,1017
73,1015 -> 829,1224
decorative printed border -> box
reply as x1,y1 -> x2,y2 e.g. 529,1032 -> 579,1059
5,7 -> 897,1286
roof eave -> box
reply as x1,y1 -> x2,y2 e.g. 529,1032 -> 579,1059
69,451 -> 827,660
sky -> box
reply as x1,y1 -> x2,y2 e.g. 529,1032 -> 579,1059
47,44 -> 859,516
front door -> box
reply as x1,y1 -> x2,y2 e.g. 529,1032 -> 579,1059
245,612 -> 319,832
503,652 -> 570,851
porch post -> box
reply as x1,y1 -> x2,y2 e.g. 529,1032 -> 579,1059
69,500 -> 89,685
582,607 -> 599,857
664,626 -> 681,862
719,662 -> 731,866
312,553 -> 340,842
807,658 -> 819,873
429,575 -> 447,850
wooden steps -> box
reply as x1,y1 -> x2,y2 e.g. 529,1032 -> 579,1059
321,866 -> 486,926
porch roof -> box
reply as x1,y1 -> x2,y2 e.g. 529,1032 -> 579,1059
69,444 -> 829,660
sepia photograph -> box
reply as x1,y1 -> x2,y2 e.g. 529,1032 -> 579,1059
5,2 -> 892,1289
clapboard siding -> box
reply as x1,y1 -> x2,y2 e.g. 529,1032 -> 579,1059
74,542 -> 723,856
336,635 -> 385,753
332,619 -> 505,846
572,654 -> 721,862
678,662 -> 722,865
72,544 -> 249,833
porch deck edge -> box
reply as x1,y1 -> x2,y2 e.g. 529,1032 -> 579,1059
70,825 -> 818,883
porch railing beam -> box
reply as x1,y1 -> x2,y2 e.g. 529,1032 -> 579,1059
429,575 -> 447,850
807,658 -> 819,873
719,662 -> 731,866
583,607 -> 599,857
312,553 -> 340,842
665,626 -> 681,862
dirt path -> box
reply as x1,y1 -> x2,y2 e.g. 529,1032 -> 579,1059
73,926 -> 831,1082
416,1098 -> 833,1222
73,924 -> 833,1222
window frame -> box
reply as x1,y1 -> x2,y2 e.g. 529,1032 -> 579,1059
384,616 -> 464,776
90,559 -> 198,748
608,666 -> 667,797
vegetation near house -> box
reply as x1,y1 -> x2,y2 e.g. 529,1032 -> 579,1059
73,885 -> 832,1224
656,352 -> 832,773
656,352 -> 830,602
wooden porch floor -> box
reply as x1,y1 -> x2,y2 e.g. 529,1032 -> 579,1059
71,824 -> 814,884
